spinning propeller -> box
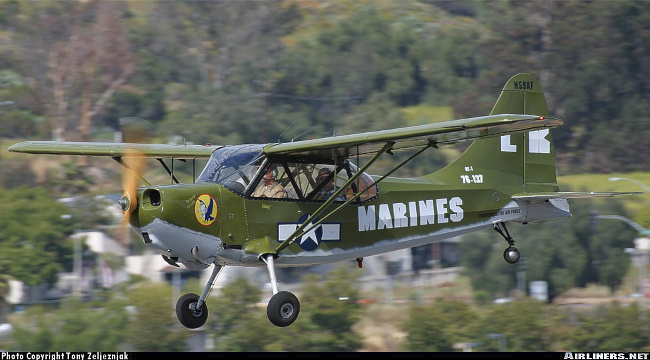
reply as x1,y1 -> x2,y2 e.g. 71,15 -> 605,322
119,149 -> 146,226
117,118 -> 154,228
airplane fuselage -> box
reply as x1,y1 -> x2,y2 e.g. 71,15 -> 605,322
132,172 -> 570,270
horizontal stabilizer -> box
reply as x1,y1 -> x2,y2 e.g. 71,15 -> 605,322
512,191 -> 643,203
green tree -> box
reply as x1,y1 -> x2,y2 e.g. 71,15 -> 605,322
402,298 -> 480,351
568,301 -> 650,352
124,282 -> 191,351
475,299 -> 566,352
209,265 -> 363,351
9,296 -> 129,351
300,265 -> 361,331
0,186 -> 74,286
282,265 -> 363,351
2,0 -> 650,174
207,275 -> 304,352
209,274 -> 263,336
544,1 -> 650,172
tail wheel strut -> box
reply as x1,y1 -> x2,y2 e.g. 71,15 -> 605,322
493,222 -> 520,264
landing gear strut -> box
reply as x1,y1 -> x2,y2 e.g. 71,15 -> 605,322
262,254 -> 300,327
176,264 -> 223,329
493,222 -> 520,264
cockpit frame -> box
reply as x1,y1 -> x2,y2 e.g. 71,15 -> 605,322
196,144 -> 378,204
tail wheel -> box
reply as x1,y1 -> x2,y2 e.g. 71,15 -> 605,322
504,246 -> 521,264
176,293 -> 208,329
267,291 -> 300,327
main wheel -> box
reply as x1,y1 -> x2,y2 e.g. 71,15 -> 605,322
176,293 -> 208,329
267,291 -> 300,327
504,246 -> 521,264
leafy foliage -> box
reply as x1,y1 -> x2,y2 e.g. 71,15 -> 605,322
1,0 -> 649,176
462,199 -> 637,299
9,297 -> 129,351
476,299 -> 565,352
568,301 -> 650,351
402,298 -> 480,351
401,297 -> 650,352
123,282 -> 191,351
209,265 -> 362,351
0,186 -> 74,286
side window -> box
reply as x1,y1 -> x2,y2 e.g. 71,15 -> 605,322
275,163 -> 299,199
354,172 -> 378,202
308,161 -> 377,203
248,159 -> 378,203
341,161 -> 378,203
285,163 -> 314,199
250,162 -> 311,200
310,165 -> 347,202
250,164 -> 288,199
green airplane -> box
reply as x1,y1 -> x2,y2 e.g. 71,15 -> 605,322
8,73 -> 638,329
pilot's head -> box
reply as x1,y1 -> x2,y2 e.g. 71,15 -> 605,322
262,167 -> 278,184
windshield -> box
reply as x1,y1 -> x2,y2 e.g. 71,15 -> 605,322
196,144 -> 378,202
196,144 -> 267,195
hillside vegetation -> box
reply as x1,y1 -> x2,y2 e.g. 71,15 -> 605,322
0,0 -> 648,175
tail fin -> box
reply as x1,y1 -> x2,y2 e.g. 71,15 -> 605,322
434,73 -> 559,194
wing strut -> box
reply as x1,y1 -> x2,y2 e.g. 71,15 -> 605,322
112,156 -> 152,187
276,141 -> 394,253
275,140 -> 437,254
156,158 -> 181,184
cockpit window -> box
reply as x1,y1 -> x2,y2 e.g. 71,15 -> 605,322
250,158 -> 378,204
196,144 -> 266,195
197,144 -> 378,203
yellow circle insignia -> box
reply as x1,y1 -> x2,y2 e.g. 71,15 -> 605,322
194,194 -> 217,226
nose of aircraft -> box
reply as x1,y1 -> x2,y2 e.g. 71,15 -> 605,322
125,185 -> 223,269
133,187 -> 162,228
126,185 -> 222,235
118,187 -> 162,230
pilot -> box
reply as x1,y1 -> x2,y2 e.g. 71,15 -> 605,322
313,168 -> 344,201
253,167 -> 288,199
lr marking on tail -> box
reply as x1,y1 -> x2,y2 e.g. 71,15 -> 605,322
500,130 -> 551,154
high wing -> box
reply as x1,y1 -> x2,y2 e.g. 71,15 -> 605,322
7,141 -> 221,159
264,114 -> 562,158
9,114 -> 560,160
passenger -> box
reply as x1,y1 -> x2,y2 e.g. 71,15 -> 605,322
253,167 -> 287,199
356,172 -> 377,201
313,168 -> 344,201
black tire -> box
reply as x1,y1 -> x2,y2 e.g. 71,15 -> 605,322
504,246 -> 521,264
176,293 -> 208,329
267,291 -> 300,327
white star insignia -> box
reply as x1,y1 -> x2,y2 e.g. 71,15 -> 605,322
299,221 -> 320,246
